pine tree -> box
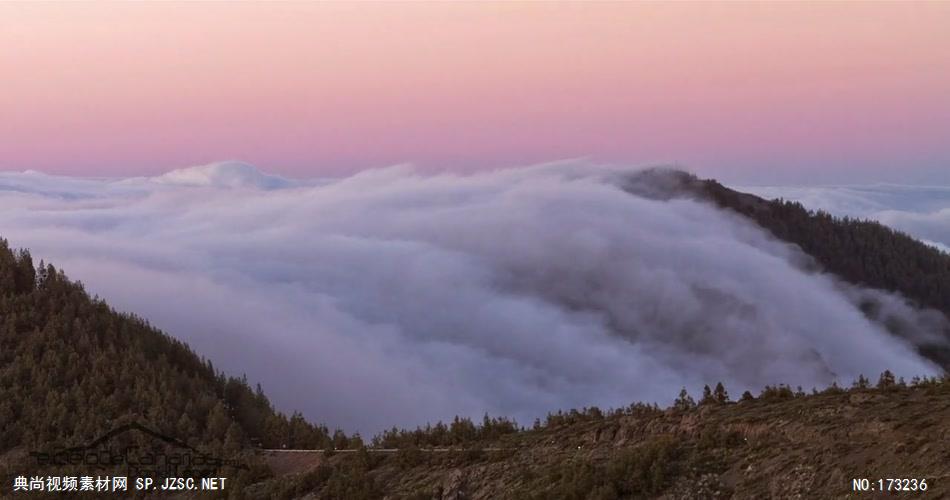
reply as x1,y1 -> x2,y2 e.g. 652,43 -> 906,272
700,385 -> 715,405
674,387 -> 695,411
877,370 -> 896,390
332,429 -> 348,450
713,382 -> 729,403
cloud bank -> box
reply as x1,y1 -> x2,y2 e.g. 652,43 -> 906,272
0,162 -> 943,433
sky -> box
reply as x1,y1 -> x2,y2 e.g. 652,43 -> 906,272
0,162 -> 944,433
2,2 -> 949,184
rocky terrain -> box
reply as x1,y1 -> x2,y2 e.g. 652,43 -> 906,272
252,379 -> 950,499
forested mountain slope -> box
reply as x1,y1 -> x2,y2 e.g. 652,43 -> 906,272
623,169 -> 950,369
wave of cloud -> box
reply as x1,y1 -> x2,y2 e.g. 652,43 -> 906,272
0,162 -> 943,433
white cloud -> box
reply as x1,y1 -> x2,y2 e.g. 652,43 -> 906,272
149,160 -> 297,189
0,163 -> 943,433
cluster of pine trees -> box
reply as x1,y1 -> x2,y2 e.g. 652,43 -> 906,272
372,415 -> 519,449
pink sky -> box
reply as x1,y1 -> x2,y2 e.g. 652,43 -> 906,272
1,2 -> 949,182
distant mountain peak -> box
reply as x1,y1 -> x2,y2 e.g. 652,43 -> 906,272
152,161 -> 295,189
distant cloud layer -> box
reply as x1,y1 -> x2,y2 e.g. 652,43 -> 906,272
0,163 -> 943,433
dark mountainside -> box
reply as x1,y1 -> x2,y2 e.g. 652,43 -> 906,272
622,169 -> 950,369
2,172 -> 950,499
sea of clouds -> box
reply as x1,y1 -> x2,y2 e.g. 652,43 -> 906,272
0,161 -> 945,433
